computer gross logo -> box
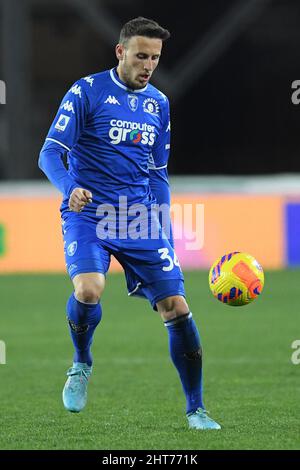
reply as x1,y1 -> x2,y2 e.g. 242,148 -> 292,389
109,119 -> 156,146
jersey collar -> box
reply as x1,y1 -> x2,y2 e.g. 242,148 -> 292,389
110,68 -> 148,93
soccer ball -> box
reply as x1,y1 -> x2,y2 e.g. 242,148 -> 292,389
208,251 -> 264,306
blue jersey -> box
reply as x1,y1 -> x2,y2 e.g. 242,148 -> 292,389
45,68 -> 170,215
39,68 -> 183,304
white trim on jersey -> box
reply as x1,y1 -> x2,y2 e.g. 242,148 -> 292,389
148,164 -> 168,170
109,69 -> 148,93
46,138 -> 71,152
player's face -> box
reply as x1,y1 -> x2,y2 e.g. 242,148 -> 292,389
116,36 -> 162,90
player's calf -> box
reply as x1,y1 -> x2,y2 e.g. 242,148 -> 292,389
66,273 -> 105,367
159,298 -> 207,420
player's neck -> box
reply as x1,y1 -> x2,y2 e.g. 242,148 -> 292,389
115,66 -> 126,85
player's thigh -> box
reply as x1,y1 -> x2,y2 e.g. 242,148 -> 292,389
118,240 -> 186,311
121,241 -> 183,282
62,215 -> 110,300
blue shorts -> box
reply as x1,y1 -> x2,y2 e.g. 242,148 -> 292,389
62,212 -> 185,310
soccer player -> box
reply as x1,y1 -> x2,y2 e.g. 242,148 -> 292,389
38,17 -> 220,430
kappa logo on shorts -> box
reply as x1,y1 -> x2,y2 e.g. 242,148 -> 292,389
67,241 -> 77,257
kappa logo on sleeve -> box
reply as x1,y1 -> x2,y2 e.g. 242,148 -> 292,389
60,100 -> 75,114
70,84 -> 82,98
55,114 -> 71,132
83,76 -> 94,87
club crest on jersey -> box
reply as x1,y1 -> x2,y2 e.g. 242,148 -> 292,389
67,241 -> 77,257
143,98 -> 159,115
54,114 -> 70,132
128,94 -> 138,112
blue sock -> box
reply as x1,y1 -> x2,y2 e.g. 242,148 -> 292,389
165,312 -> 204,414
66,293 -> 102,367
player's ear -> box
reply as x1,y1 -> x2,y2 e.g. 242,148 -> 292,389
115,44 -> 125,61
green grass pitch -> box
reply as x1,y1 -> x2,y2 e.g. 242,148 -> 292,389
0,270 -> 299,450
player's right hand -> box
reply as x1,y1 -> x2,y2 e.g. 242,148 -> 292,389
69,188 -> 93,212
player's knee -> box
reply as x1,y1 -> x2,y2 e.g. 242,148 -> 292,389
157,295 -> 189,321
73,275 -> 105,303
75,285 -> 101,303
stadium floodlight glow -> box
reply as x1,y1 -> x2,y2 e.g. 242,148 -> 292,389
0,80 -> 6,104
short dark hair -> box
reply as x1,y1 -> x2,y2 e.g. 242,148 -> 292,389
119,16 -> 170,44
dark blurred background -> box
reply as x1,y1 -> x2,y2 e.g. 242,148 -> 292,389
0,0 -> 299,179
